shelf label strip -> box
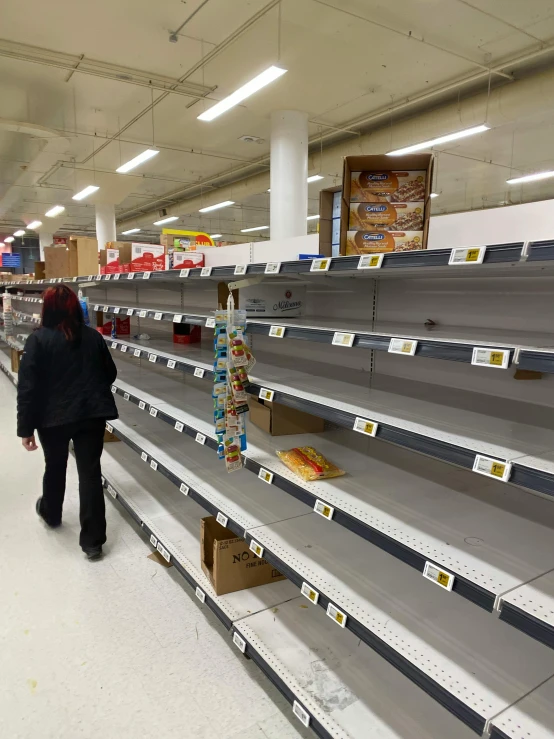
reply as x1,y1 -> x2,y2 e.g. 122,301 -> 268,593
326,602 -> 347,628
195,586 -> 206,603
310,257 -> 331,272
332,331 -> 355,347
473,454 -> 512,482
292,701 -> 310,728
265,262 -> 281,274
249,539 -> 264,558
259,387 -> 275,402
269,325 -> 285,338
423,561 -> 455,591
314,499 -> 334,520
233,632 -> 246,653
358,254 -> 384,270
301,582 -> 320,605
258,468 -> 274,484
388,337 -> 418,355
353,417 -> 378,437
449,246 -> 486,265
471,347 -> 510,369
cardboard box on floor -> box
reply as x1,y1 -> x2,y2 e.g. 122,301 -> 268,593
249,396 -> 325,436
201,516 -> 286,596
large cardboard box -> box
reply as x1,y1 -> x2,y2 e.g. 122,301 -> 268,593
249,396 -> 325,436
44,246 -> 71,279
340,154 -> 433,255
218,282 -> 306,318
118,243 -> 167,272
318,186 -> 341,258
201,517 -> 286,595
100,247 -> 120,274
11,347 -> 23,373
34,261 -> 45,280
68,236 -> 99,277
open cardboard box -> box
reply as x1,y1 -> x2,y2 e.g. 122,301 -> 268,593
201,516 -> 285,596
249,396 -> 325,436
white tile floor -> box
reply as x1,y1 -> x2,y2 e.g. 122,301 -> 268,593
0,376 -> 310,739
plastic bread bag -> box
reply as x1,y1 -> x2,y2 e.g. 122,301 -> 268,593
276,447 -> 345,482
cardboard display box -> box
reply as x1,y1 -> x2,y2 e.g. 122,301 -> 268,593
100,247 -> 120,274
44,246 -> 71,279
249,396 -> 325,436
172,252 -> 204,269
217,282 -> 306,318
44,237 -> 99,279
34,261 -> 45,280
201,516 -> 286,595
340,154 -> 433,256
117,243 -> 167,272
318,185 -> 341,258
11,347 -> 23,373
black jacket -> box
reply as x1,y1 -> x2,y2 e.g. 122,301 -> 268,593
17,326 -> 118,438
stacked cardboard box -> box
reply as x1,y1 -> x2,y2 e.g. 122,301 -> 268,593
44,237 -> 99,279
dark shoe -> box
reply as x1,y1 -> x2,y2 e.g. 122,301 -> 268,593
36,498 -> 61,529
83,547 -> 103,561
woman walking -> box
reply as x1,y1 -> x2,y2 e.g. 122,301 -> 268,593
17,284 -> 118,560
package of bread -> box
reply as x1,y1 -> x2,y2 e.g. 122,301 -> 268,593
350,171 -> 426,202
349,202 -> 424,231
346,231 -> 424,254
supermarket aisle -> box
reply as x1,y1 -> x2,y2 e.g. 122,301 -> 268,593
0,375 -> 309,739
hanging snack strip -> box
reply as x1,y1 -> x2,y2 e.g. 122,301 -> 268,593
212,295 -> 256,473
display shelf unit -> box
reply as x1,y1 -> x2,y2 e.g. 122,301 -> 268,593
489,676 -> 554,739
105,400 -> 554,736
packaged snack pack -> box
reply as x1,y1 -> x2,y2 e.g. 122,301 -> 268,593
349,202 -> 424,231
346,231 -> 424,254
350,171 -> 426,202
276,447 -> 345,482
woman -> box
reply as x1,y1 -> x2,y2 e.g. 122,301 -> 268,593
17,284 -> 118,560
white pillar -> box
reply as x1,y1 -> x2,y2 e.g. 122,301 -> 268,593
95,203 -> 116,249
39,232 -> 54,261
270,110 -> 308,241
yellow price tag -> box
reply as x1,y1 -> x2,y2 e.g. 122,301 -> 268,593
491,462 -> 506,478
489,352 -> 504,366
466,249 -> 480,262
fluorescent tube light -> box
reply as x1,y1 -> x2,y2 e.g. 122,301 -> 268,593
209,234 -> 222,238
121,228 -> 141,235
506,170 -> 554,185
198,66 -> 287,122
307,214 -> 320,220
199,200 -> 235,213
387,124 -> 490,156
307,175 -> 324,183
5,236 -> 14,243
430,193 -> 439,198
45,205 -> 65,217
72,185 -> 100,201
240,225 -> 269,233
153,216 -> 179,226
14,230 -> 25,237
27,221 -> 42,229
116,149 -> 159,173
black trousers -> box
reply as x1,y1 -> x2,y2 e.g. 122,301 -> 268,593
37,418 -> 107,550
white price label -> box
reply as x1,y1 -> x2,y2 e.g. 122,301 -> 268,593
473,454 -> 512,482
94,305 -> 99,312
179,269 -> 190,278
139,310 -> 147,318
138,401 -> 146,410
141,451 -> 148,462
105,274 -> 111,281
121,345 -> 128,353
292,701 -> 310,728
449,246 -> 486,265
201,267 -> 212,277
216,512 -> 228,528
180,483 -> 189,496
332,331 -> 355,347
326,602 -> 347,628
423,561 -> 455,591
258,468 -> 274,484
353,417 -> 378,437
127,272 -> 135,280
233,632 -> 246,653
150,534 -> 157,547
249,540 -> 264,558
134,349 -> 141,357
193,367 -> 205,378
73,276 -> 78,282
154,312 -> 163,320
107,485 -> 116,499
358,254 -> 384,270
269,325 -> 285,338
300,582 -> 320,605
310,257 -> 331,272
471,347 -> 510,369
101,476 -> 105,485
265,262 -> 281,274
156,543 -> 170,563
149,407 -> 158,417
150,459 -> 158,471
389,337 -> 417,356
234,264 -> 247,275
167,359 -> 176,369
142,272 -> 151,280
314,499 -> 334,520
111,341 -> 117,349
148,353 -> 157,363
195,432 -> 206,445
205,317 -> 215,328
259,387 -> 274,402
175,421 -> 184,433
195,587 -> 206,603
110,386 -> 117,394
114,307 -> 120,314
103,306 -> 109,313
113,273 -> 120,280
106,423 -> 113,433
173,314 -> 183,323
127,308 -> 134,316
123,392 -> 130,401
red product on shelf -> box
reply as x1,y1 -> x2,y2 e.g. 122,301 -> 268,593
172,252 -> 205,269
173,323 -> 201,344
96,317 -> 131,336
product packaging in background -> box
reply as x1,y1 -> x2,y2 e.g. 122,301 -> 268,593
173,323 -> 201,344
96,312 -> 130,336
100,247 -> 121,274
117,243 -> 167,272
239,284 -> 306,318
171,252 -> 205,269
276,446 -> 345,481
350,170 -> 427,202
201,516 -> 285,595
349,202 -> 424,231
346,231 -> 424,254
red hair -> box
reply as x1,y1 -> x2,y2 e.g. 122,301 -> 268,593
41,285 -> 84,341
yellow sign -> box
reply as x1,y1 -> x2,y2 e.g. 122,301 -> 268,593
162,228 -> 214,246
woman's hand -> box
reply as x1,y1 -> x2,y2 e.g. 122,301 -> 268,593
22,436 -> 38,451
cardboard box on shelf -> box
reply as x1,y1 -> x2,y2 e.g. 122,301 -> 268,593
349,202 -> 424,231
34,262 -> 45,280
350,170 -> 427,202
96,312 -> 131,336
44,246 -> 71,279
173,323 -> 201,344
249,396 -> 325,436
103,428 -> 120,443
346,230 -> 424,254
100,247 -> 120,274
201,516 -> 286,596
172,252 -> 204,269
68,236 -> 99,277
11,347 -> 23,373
318,185 -> 341,258
118,243 -> 167,272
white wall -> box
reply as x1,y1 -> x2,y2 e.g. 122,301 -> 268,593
428,199 -> 554,249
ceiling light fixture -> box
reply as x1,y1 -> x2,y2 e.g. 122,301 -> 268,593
306,214 -> 320,220
198,66 -> 287,122
153,216 -> 179,226
387,124 -> 490,156
307,175 -> 324,183
199,200 -> 235,213
116,149 -> 159,173
45,205 -> 65,217
209,234 -> 222,239
27,220 -> 42,230
14,230 -> 25,237
240,225 -> 269,233
121,228 -> 141,235
506,170 -> 554,185
430,193 -> 440,198
72,185 -> 100,201
5,236 -> 14,243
